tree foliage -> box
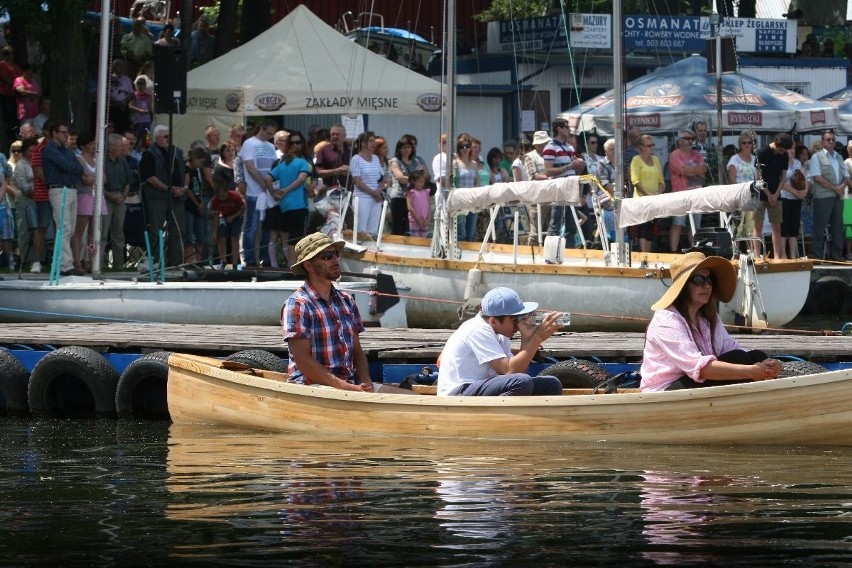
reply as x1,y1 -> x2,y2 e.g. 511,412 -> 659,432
475,0 -> 723,22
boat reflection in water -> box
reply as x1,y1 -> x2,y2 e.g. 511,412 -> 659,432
165,424 -> 852,565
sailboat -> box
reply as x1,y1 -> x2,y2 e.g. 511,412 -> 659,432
338,2 -> 813,331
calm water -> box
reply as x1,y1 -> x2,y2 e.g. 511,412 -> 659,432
3,419 -> 852,567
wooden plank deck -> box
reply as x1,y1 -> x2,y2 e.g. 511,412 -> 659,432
0,323 -> 849,362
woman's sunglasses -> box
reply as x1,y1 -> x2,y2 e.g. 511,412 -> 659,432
688,274 -> 715,286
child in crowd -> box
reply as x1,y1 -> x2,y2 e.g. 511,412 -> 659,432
210,178 -> 245,269
406,169 -> 431,237
183,147 -> 208,264
128,76 -> 152,140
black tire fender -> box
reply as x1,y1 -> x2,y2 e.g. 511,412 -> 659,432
0,349 -> 30,416
537,359 -> 612,388
225,349 -> 288,373
28,346 -> 119,418
779,360 -> 828,378
115,351 -> 170,420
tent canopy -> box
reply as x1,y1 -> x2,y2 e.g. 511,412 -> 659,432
185,5 -> 444,117
820,86 -> 852,134
560,54 -> 838,135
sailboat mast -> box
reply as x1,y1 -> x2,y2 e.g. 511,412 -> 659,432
445,0 -> 456,172
91,0 -> 111,276
612,0 -> 627,264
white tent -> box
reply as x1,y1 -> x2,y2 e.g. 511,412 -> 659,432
168,5 -> 444,147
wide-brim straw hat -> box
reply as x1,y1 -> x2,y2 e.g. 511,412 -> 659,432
651,251 -> 736,311
290,232 -> 345,277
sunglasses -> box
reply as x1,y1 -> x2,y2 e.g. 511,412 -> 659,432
741,140 -> 754,145
688,273 -> 715,286
11,148 -> 22,153
316,250 -> 340,261
825,138 -> 836,142
458,143 -> 471,149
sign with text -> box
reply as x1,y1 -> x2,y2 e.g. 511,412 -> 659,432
497,15 -> 795,54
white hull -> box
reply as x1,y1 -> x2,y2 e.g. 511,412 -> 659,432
0,276 -> 408,327
339,236 -> 812,331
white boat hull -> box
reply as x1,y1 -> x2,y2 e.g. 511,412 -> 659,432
0,276 -> 408,327
339,237 -> 811,331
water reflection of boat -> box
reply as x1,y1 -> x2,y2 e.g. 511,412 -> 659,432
166,353 -> 852,446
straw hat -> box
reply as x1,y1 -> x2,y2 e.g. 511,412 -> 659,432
532,131 -> 551,145
651,252 -> 736,311
290,232 -> 345,277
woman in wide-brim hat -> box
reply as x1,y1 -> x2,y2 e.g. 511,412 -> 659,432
639,251 -> 782,392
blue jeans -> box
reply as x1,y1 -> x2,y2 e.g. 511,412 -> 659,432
456,212 -> 477,241
242,195 -> 270,265
454,373 -> 562,396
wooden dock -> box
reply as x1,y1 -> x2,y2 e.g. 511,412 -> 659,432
0,323 -> 849,363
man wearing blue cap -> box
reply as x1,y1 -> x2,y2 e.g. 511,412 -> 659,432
437,287 -> 563,396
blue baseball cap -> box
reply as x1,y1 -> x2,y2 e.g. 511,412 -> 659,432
480,287 -> 538,317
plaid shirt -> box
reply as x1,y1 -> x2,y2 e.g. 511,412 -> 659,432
282,280 -> 364,384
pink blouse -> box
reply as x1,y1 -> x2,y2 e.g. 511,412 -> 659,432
639,307 -> 743,392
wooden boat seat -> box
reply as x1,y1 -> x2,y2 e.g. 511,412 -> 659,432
409,384 -> 641,396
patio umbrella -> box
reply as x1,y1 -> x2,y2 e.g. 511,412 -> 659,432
819,86 -> 852,134
560,54 -> 838,135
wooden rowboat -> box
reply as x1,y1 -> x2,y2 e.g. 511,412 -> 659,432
167,353 -> 852,446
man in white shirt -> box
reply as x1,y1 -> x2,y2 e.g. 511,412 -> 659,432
437,287 -> 563,396
239,119 -> 278,266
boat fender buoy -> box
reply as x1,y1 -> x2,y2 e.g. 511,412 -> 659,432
463,267 -> 483,301
537,359 -> 612,389
28,346 -> 119,418
115,351 -> 170,419
225,350 -> 288,373
0,349 -> 30,416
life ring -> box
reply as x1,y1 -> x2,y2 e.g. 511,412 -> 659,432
115,351 -> 170,420
779,360 -> 828,378
28,346 -> 119,418
0,349 -> 30,416
537,359 -> 612,388
225,349 -> 288,373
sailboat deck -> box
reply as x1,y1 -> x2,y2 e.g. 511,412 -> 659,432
0,323 -> 848,363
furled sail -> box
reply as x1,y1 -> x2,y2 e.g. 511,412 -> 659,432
446,176 -> 585,214
619,182 -> 759,228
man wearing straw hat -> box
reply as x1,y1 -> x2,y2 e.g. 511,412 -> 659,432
639,252 -> 781,392
282,232 -> 413,394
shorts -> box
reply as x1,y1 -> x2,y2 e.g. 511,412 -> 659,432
780,198 -> 802,238
262,205 -> 286,232
217,216 -> 243,239
0,205 -> 12,240
77,191 -> 108,217
672,212 -> 702,228
36,201 -> 53,228
280,208 -> 308,243
636,220 -> 655,240
753,199 -> 782,226
184,209 -> 206,245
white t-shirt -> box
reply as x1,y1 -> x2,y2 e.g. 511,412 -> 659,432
239,136 -> 276,197
437,315 -> 512,396
511,157 -> 527,182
